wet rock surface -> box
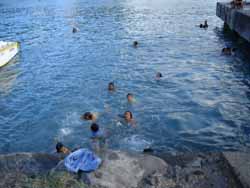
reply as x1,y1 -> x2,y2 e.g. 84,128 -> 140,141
0,150 -> 246,188
223,152 -> 250,188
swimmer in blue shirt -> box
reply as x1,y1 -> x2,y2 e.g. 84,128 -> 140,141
90,123 -> 107,155
91,123 -> 104,138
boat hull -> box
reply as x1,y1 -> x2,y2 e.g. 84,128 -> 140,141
0,42 -> 19,68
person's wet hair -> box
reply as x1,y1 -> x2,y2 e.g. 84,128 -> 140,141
91,123 -> 99,133
108,82 -> 115,91
156,72 -> 163,78
72,27 -> 78,33
127,93 -> 133,98
56,142 -> 64,153
82,112 -> 93,120
124,111 -> 133,119
133,41 -> 138,47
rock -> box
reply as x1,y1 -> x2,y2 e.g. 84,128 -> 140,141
53,150 -> 170,188
188,157 -> 203,168
223,152 -> 250,188
0,153 -> 61,188
0,152 -> 60,175
0,150 -> 247,188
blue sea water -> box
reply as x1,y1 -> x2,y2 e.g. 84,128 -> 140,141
0,0 -> 250,154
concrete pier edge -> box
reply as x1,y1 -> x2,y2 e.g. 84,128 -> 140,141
216,2 -> 250,43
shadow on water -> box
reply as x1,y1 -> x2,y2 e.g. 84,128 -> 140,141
214,24 -> 250,152
214,24 -> 250,63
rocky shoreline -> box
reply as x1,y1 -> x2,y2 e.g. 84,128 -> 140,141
0,150 -> 249,188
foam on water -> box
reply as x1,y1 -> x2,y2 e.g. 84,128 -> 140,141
121,134 -> 153,152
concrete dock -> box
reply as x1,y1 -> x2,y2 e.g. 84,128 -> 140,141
216,2 -> 250,42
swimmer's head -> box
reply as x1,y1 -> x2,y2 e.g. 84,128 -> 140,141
91,123 -> 99,133
56,142 -> 63,153
81,112 -> 93,121
124,111 -> 133,122
108,82 -> 115,91
56,142 -> 70,154
72,27 -> 78,33
133,41 -> 138,47
127,93 -> 134,103
156,72 -> 163,79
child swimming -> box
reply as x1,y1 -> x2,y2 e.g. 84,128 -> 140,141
56,142 -> 71,154
108,82 -> 115,91
127,93 -> 136,103
115,111 -> 136,127
221,47 -> 236,56
156,72 -> 163,80
133,41 -> 138,48
124,111 -> 136,127
81,112 -> 98,122
90,123 -> 107,156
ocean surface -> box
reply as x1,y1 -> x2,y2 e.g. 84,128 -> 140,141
1,0 -> 250,154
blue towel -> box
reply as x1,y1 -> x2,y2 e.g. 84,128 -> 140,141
64,149 -> 102,173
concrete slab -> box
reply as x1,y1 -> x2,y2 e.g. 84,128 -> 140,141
216,2 -> 250,42
223,152 -> 250,188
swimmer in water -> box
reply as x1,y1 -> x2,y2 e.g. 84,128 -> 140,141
90,123 -> 107,155
156,72 -> 163,79
81,112 -> 98,122
91,123 -> 102,138
56,142 -> 71,154
231,0 -> 243,8
199,20 -> 208,28
133,41 -> 138,47
72,27 -> 79,33
221,47 -> 236,55
124,111 -> 136,126
127,93 -> 135,103
108,82 -> 115,91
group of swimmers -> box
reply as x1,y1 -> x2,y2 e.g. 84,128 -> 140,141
64,14 -> 237,155
222,47 -> 236,56
231,0 -> 244,8
56,68 -> 163,155
198,20 -> 237,56
199,20 -> 208,29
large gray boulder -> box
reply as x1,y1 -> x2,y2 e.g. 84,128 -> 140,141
52,150 -> 171,188
0,152 -> 60,175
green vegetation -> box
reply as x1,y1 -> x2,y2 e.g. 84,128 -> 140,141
23,172 -> 87,188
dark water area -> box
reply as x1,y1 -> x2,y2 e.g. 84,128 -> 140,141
0,0 -> 250,154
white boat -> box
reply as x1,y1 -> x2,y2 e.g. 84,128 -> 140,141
0,41 -> 19,68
